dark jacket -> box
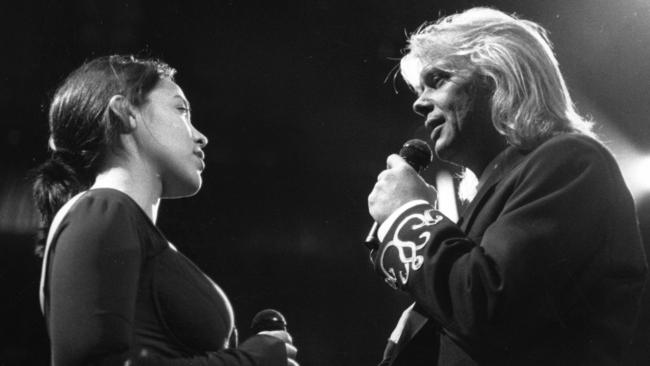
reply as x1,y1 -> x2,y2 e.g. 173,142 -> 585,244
374,133 -> 647,365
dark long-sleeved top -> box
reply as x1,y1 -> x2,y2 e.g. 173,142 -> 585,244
374,133 -> 647,365
40,188 -> 286,366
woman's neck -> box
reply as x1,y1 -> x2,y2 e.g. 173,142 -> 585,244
91,165 -> 162,223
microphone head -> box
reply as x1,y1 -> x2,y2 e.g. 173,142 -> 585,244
399,139 -> 433,173
251,309 -> 287,333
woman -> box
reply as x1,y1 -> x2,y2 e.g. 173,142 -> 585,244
33,55 -> 298,366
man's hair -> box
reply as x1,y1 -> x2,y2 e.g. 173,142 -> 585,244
400,7 -> 594,150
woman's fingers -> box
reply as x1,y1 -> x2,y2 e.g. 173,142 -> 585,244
257,330 -> 298,364
257,330 -> 293,344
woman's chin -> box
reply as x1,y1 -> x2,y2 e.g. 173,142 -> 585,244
162,177 -> 202,199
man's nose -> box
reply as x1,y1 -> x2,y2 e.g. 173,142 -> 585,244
412,95 -> 433,117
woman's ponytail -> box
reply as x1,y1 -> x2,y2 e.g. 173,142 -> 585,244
32,153 -> 84,256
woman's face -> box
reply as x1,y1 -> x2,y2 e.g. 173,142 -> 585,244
134,78 -> 208,198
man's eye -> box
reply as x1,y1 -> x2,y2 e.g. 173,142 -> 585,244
433,76 -> 445,88
425,71 -> 450,89
177,107 -> 190,113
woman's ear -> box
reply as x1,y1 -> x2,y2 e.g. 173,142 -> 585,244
107,95 -> 137,132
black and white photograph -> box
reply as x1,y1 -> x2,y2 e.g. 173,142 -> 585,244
1,0 -> 650,365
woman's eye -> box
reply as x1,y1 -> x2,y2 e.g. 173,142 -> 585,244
177,107 -> 190,114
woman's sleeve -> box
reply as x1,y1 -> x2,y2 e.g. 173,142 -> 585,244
47,195 -> 287,366
48,195 -> 144,365
122,335 -> 286,366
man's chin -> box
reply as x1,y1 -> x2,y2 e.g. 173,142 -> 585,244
433,139 -> 450,160
434,142 -> 461,166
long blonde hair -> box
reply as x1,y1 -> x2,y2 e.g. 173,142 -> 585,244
400,7 -> 594,151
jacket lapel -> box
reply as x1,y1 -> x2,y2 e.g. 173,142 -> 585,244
459,147 -> 527,232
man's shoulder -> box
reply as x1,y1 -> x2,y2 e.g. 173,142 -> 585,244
513,132 -> 624,193
528,132 -> 614,166
537,132 -> 604,152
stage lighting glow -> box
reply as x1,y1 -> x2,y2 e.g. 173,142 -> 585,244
622,155 -> 650,199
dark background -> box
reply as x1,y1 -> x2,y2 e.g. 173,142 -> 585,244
1,0 -> 650,365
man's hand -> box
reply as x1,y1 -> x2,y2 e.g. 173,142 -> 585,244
368,154 -> 437,224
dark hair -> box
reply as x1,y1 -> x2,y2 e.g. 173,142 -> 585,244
32,55 -> 176,255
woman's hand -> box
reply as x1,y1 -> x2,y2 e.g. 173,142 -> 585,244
258,330 -> 298,366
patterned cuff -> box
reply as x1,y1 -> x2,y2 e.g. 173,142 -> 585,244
378,200 -> 430,242
377,202 -> 445,289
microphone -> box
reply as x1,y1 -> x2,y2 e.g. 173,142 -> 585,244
251,309 -> 287,334
364,139 -> 433,250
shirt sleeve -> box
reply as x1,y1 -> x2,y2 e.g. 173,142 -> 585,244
46,193 -> 287,366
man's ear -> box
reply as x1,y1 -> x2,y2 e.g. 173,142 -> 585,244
107,95 -> 137,132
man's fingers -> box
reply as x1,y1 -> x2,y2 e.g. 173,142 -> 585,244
386,154 -> 409,169
377,169 -> 390,182
426,183 -> 438,203
285,342 -> 298,359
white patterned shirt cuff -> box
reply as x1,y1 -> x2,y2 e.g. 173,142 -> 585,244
378,200 -> 430,241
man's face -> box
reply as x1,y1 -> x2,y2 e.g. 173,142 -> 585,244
411,62 -> 492,166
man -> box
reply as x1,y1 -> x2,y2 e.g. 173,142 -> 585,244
367,7 -> 647,365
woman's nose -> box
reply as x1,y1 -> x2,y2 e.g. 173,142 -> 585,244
194,127 -> 208,147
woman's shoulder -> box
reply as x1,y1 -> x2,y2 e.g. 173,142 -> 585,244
67,188 -> 142,221
63,188 -> 169,254
78,187 -> 140,207
56,188 -> 149,242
